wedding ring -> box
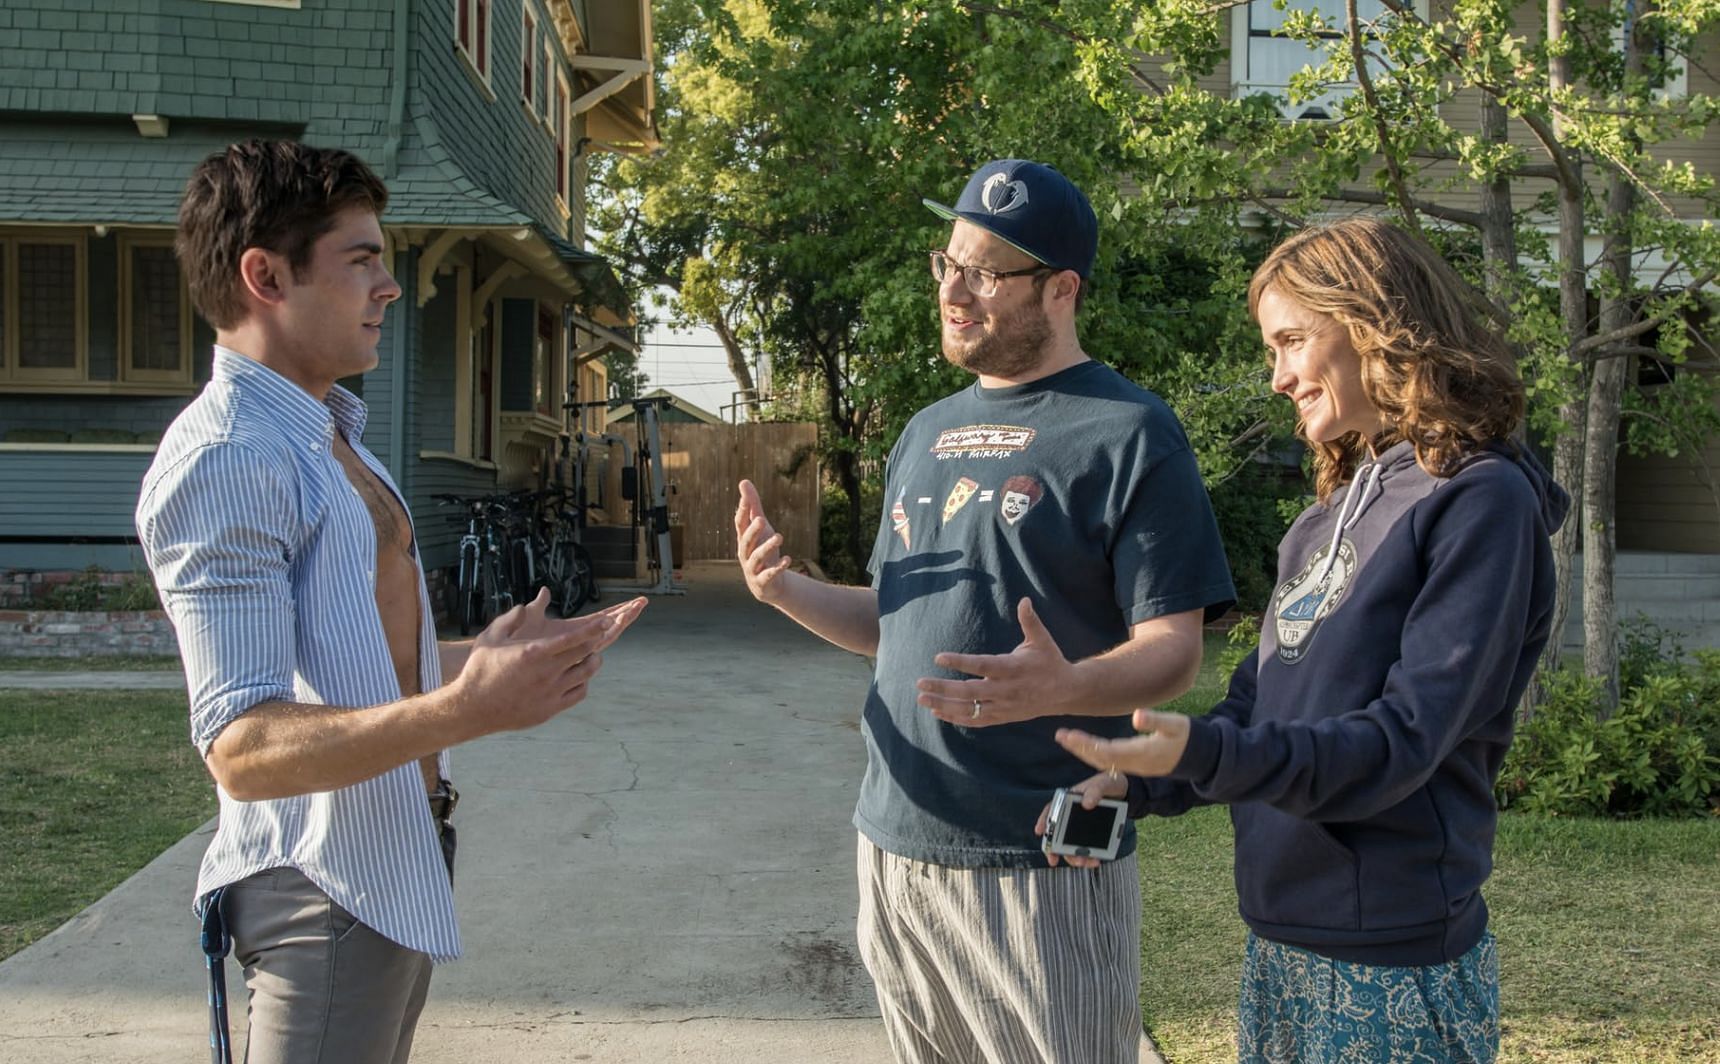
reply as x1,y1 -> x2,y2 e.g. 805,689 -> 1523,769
971,699 -> 983,720
1108,763 -> 1120,781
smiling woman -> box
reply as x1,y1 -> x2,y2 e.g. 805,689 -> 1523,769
1054,217 -> 1568,1064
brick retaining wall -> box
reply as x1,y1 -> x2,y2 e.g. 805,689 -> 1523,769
0,610 -> 179,658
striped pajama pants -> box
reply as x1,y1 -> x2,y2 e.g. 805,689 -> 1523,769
856,835 -> 1146,1064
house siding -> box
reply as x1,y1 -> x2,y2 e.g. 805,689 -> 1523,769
411,0 -> 589,243
0,449 -> 156,542
1182,4 -> 1719,220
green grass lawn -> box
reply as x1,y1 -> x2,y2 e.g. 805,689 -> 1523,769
0,690 -> 214,960
4,652 -> 1716,1064
0,655 -> 181,671
1141,633 -> 1720,1063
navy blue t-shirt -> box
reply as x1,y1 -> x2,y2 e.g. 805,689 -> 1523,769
855,360 -> 1235,867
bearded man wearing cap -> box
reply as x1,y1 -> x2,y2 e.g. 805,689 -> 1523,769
735,159 -> 1235,1062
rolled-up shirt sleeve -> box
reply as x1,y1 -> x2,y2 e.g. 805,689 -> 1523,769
138,442 -> 298,754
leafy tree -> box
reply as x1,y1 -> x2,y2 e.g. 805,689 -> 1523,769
592,0 -> 1720,712
593,0 -> 1298,587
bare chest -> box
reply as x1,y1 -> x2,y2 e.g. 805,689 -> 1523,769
332,437 -> 413,559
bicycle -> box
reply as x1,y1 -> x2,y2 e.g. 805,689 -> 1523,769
538,486 -> 598,615
435,493 -> 514,636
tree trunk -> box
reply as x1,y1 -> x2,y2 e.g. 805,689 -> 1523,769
1477,95 -> 1549,722
1477,96 -> 1518,314
1584,281 -> 1627,715
1536,0 -> 1589,702
813,342 -> 866,576
1581,10 -> 1648,716
709,312 -> 762,420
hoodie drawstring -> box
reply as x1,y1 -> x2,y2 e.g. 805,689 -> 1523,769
1317,460 -> 1384,581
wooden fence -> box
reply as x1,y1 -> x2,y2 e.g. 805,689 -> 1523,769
653,422 -> 821,563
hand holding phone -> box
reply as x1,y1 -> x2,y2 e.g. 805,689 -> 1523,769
1040,787 -> 1127,862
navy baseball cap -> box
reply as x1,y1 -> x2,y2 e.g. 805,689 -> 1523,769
924,159 -> 1098,278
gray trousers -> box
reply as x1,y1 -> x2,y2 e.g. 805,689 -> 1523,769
224,867 -> 434,1064
856,835 -> 1145,1064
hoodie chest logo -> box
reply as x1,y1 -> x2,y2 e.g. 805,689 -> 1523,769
1273,538 -> 1357,664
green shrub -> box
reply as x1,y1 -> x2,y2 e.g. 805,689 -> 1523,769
1207,469 -> 1302,612
1216,613 -> 1261,680
1499,647 -> 1720,819
819,484 -> 883,585
36,568 -> 161,612
1183,613 -> 1718,820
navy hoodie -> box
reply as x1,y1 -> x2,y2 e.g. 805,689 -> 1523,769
1131,440 -> 1569,965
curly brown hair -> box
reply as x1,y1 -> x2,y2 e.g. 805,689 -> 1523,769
176,140 -> 389,330
1248,218 -> 1525,502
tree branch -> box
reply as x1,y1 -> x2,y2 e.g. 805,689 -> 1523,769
1252,187 -> 1484,227
956,1 -> 1170,96
1373,0 -> 1583,195
1347,0 -> 1422,234
1408,151 -> 1560,180
1568,268 -> 1719,358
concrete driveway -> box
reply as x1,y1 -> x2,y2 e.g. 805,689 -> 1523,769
0,561 -> 891,1062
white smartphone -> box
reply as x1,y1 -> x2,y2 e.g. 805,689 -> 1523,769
1041,787 -> 1128,861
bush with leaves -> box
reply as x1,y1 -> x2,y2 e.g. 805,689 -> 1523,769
1499,643 -> 1720,819
1187,614 -> 1720,818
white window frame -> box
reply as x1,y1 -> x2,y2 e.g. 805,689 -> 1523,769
541,35 -> 555,127
117,233 -> 194,387
454,0 -> 492,88
1230,0 -> 1429,121
555,67 -> 572,214
0,231 -> 88,387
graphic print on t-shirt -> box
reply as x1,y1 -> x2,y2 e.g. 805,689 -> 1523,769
931,424 -> 1036,461
998,475 -> 1043,526
1273,538 -> 1356,664
891,490 -> 911,549
943,477 -> 979,523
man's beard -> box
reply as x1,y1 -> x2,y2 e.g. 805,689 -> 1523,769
942,298 -> 1052,379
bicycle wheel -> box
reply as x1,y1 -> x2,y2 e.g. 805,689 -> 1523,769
482,550 -> 512,622
574,543 -> 599,607
457,546 -> 480,637
546,539 -> 583,615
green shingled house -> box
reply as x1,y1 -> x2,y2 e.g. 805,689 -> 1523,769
0,0 -> 654,584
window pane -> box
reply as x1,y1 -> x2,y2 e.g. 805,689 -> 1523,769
131,245 -> 183,373
0,249 -> 7,358
1249,35 -> 1329,85
540,42 -> 551,116
1251,0 -> 1384,34
18,243 -> 76,371
523,13 -> 534,100
477,0 -> 488,74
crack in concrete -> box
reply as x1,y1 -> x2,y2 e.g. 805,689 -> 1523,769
617,740 -> 642,792
789,710 -> 860,732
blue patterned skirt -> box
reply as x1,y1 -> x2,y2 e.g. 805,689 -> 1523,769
1237,930 -> 1499,1064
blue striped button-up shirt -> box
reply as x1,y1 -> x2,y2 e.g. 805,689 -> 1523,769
137,347 -> 459,962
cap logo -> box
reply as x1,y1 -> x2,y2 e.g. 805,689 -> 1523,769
980,173 -> 1028,214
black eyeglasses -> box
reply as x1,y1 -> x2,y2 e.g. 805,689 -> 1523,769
928,251 -> 1053,297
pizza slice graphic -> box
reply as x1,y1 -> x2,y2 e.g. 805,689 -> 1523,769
942,477 -> 980,523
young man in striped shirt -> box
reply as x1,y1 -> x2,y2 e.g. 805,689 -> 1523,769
138,140 -> 644,1064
